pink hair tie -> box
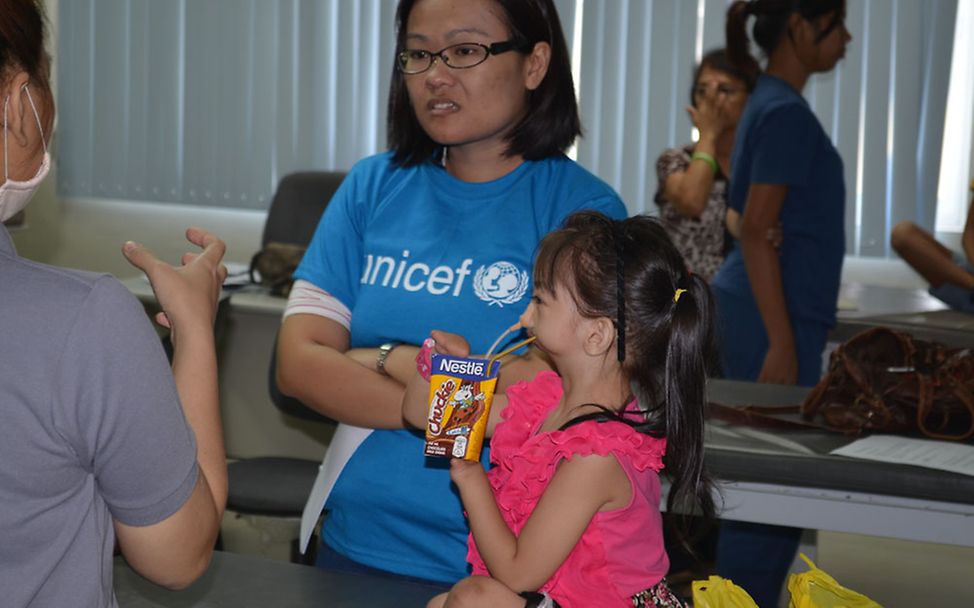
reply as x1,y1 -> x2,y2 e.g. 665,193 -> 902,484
416,337 -> 435,381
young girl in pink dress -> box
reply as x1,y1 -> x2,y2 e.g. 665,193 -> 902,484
404,211 -> 717,608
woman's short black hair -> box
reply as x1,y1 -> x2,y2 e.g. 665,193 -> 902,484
387,0 -> 581,167
689,48 -> 760,106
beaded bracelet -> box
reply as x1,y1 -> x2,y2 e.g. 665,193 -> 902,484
691,151 -> 718,175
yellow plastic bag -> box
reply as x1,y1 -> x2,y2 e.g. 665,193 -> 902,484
788,554 -> 882,608
692,575 -> 759,608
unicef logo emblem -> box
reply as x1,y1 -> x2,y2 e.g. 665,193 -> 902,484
473,261 -> 529,307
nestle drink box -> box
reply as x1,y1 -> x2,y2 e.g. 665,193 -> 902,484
424,354 -> 500,460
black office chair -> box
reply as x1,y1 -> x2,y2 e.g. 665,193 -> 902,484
258,170 -> 345,426
225,171 -> 345,564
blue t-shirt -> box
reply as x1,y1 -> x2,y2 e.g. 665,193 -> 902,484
294,151 -> 626,582
713,74 -> 846,327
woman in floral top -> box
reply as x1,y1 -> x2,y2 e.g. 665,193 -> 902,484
654,49 -> 757,282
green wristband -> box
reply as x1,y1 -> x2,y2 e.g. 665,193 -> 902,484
691,151 -> 718,175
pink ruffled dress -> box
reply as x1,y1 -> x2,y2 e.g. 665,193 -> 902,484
468,371 -> 670,607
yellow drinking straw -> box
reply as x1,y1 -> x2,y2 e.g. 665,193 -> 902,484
488,336 -> 537,369
484,322 -> 537,372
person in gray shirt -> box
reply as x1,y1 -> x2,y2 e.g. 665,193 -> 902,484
0,2 -> 228,605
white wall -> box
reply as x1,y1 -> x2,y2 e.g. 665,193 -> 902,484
14,194 -> 266,277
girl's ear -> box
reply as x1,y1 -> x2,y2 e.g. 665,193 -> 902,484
523,41 -> 551,91
582,316 -> 616,357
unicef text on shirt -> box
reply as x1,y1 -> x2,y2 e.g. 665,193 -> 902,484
360,251 -> 530,308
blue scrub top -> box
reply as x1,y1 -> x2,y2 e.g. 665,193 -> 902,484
714,74 -> 846,329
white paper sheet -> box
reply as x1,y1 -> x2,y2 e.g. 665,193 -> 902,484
223,261 -> 253,287
830,435 -> 974,477
299,424 -> 374,554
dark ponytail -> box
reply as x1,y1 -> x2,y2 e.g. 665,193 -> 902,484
726,1 -> 756,73
660,272 -> 718,543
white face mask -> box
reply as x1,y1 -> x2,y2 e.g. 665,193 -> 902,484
1,84 -> 50,223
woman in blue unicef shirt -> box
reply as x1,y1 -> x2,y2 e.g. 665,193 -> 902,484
275,0 -> 626,587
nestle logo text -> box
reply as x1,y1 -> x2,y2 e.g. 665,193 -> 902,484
438,358 -> 485,377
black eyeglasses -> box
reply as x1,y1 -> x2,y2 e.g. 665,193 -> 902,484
396,41 -> 524,75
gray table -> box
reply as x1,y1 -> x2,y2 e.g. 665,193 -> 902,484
835,282 -> 948,320
705,379 -> 974,547
833,282 -> 974,346
114,551 -> 442,607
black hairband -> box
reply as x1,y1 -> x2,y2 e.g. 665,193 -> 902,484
613,223 -> 626,363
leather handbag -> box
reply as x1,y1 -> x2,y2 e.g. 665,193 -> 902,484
801,327 -> 974,441
249,242 -> 306,297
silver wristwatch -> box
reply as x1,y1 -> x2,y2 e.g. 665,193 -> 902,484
376,342 -> 402,376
